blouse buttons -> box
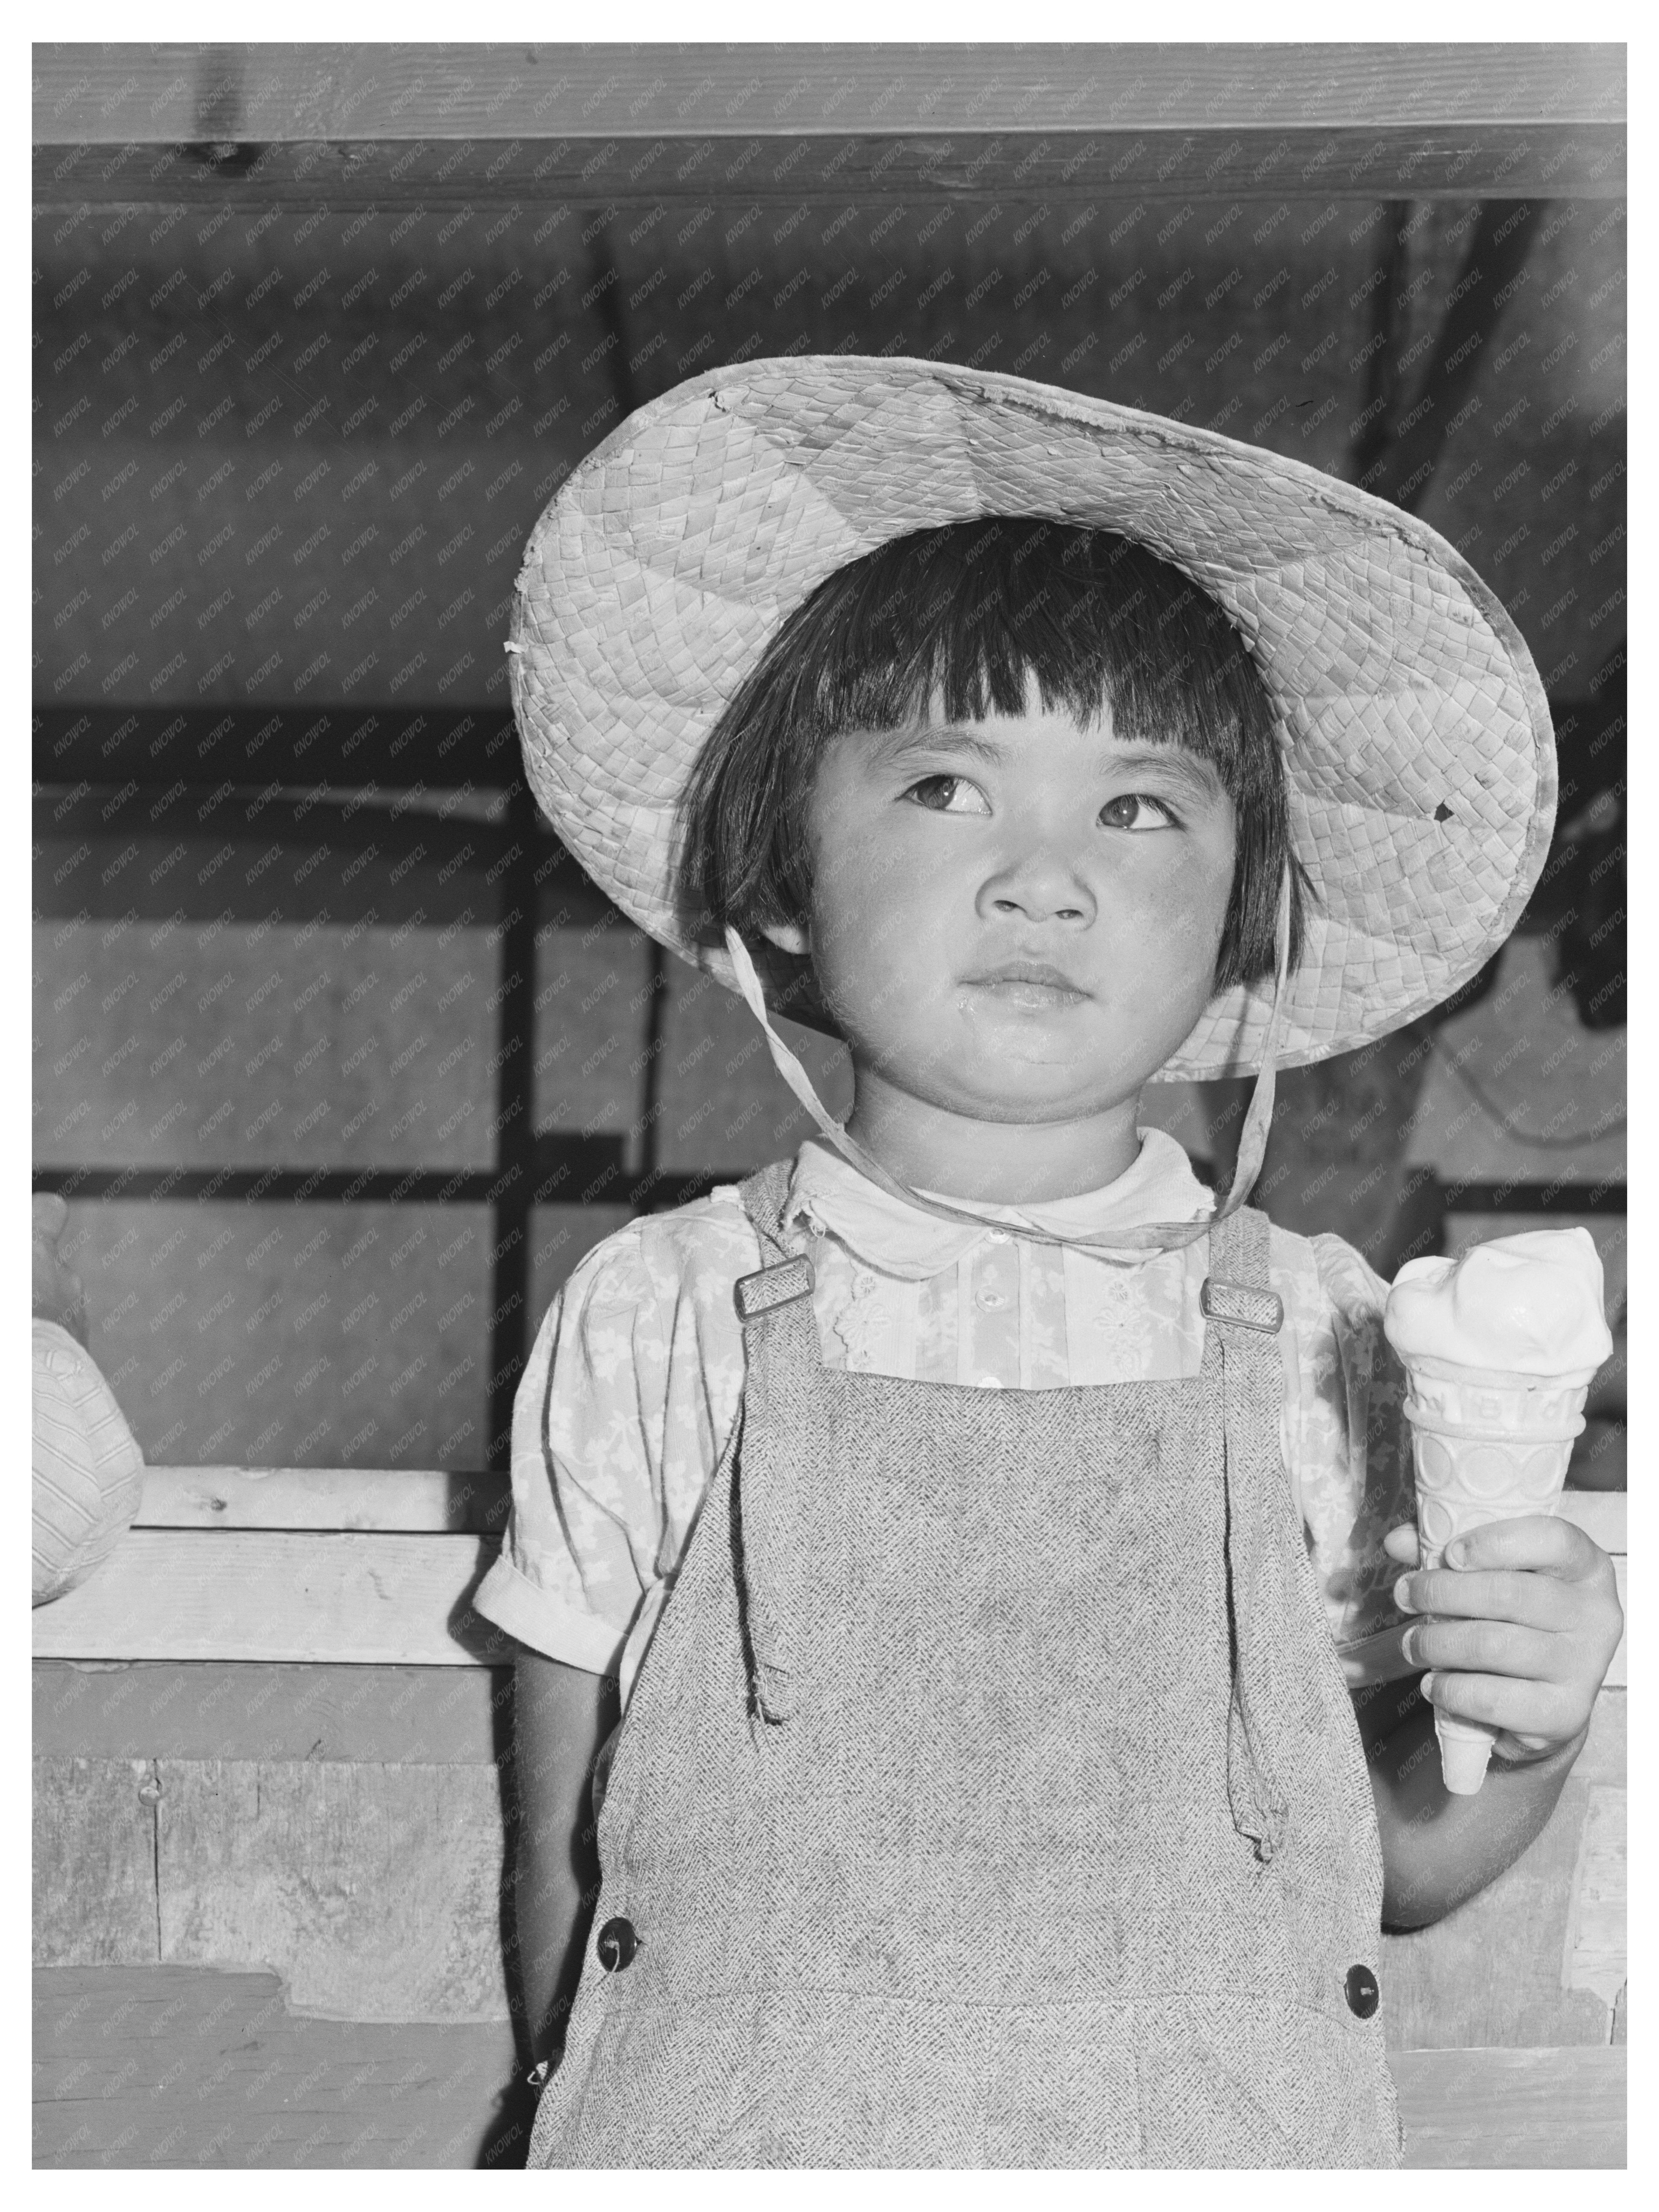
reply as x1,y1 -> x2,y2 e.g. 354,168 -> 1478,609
984,1228 -> 1012,1245
976,1287 -> 1009,1311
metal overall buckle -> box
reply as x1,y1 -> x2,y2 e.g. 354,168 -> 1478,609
733,1253 -> 816,1323
1199,1278 -> 1284,1333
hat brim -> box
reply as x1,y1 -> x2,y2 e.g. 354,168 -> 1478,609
510,357 -> 1556,1080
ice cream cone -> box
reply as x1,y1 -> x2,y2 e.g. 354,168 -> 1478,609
1384,1229 -> 1613,1796
1403,1376 -> 1589,1793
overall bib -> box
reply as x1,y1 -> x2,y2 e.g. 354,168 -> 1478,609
527,1167 -> 1402,2167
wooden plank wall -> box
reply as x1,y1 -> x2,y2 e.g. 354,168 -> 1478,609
34,1483 -> 1627,2165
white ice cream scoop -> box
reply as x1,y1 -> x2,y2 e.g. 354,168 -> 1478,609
1384,1227 -> 1613,1378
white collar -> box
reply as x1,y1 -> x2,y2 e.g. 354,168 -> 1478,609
783,1127 -> 1213,1281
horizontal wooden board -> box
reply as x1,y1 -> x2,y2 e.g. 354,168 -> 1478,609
33,43 -> 1626,143
155,1759 -> 512,2021
1393,2045 -> 1625,2168
31,1531 -> 515,1666
36,1758 -> 512,2022
34,1492 -> 1627,1671
121,1471 -> 1621,1547
136,1467 -> 511,1534
31,45 -> 1626,206
34,1661 -> 508,1764
33,1965 -> 524,2168
34,126 -> 1625,208
31,1960 -> 1626,2169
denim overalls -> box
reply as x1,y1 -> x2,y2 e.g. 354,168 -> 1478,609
528,1164 -> 1400,2166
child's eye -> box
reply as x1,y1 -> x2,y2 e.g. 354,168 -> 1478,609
902,774 -> 992,816
1098,793 -> 1179,832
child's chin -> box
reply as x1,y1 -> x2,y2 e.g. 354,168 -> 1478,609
942,1063 -> 1135,1124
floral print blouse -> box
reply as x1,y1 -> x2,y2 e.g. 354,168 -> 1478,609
474,1130 -> 1415,1708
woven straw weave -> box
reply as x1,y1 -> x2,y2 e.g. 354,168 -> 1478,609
511,357 -> 1555,1079
32,1322 -> 145,1605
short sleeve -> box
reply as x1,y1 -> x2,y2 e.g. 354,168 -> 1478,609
471,1194 -> 756,1685
471,1228 -> 672,1675
1275,1233 -> 1416,1683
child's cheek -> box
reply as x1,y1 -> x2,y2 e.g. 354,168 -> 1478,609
1154,838 -> 1233,957
816,820 -> 936,944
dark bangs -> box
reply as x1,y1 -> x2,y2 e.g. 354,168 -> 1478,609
679,517 -> 1308,991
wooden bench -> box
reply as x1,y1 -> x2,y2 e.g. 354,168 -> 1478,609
34,1473 -> 1626,2166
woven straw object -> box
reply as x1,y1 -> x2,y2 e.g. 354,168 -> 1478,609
510,357 -> 1556,1080
33,1321 -> 145,1605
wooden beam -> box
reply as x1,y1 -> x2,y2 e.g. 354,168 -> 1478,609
33,708 -> 520,794
34,128 -> 1624,209
133,1464 -> 511,1533
29,1156 -> 734,1215
119,1464 -> 1628,1547
30,1529 -> 513,1665
33,43 -> 1625,203
34,41 -> 1626,142
34,1659 -> 507,1763
32,1491 -> 1624,1672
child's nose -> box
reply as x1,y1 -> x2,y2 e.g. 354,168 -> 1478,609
977,842 -> 1097,925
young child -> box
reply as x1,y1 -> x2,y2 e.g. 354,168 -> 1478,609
475,359 -> 1623,2168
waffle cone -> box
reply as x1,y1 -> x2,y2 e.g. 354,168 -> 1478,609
1399,1352 -> 1600,1436
1435,1715 -> 1495,1795
1402,1373 -> 1587,1796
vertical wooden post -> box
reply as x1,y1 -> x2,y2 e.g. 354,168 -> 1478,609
487,779 -> 539,1468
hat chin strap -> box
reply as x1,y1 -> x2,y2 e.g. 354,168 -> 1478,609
722,870 -> 1290,1261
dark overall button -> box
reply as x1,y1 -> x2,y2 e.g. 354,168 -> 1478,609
1345,1963 -> 1380,2019
596,1917 -> 638,1973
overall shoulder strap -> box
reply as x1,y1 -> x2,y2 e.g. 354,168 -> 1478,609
732,1161 -> 815,1324
734,1159 -> 798,1263
1202,1205 -> 1281,1333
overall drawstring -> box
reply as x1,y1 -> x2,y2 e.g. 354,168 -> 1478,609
1205,1214 -> 1292,1864
730,1161 -> 813,1725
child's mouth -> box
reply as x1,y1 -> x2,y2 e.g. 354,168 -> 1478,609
962,963 -> 1091,1010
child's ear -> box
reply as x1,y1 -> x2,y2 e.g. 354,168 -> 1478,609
756,919 -> 811,957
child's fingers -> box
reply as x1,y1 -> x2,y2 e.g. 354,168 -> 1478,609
1382,1524 -> 1420,1566
1403,1615 -> 1559,1680
1419,1668 -> 1585,1739
1436,1514 -> 1607,1581
1395,1564 -> 1574,1631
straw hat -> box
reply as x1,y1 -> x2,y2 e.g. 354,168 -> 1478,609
509,357 -> 1556,1080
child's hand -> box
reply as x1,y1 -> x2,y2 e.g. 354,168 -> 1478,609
1384,1517 -> 1623,1767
